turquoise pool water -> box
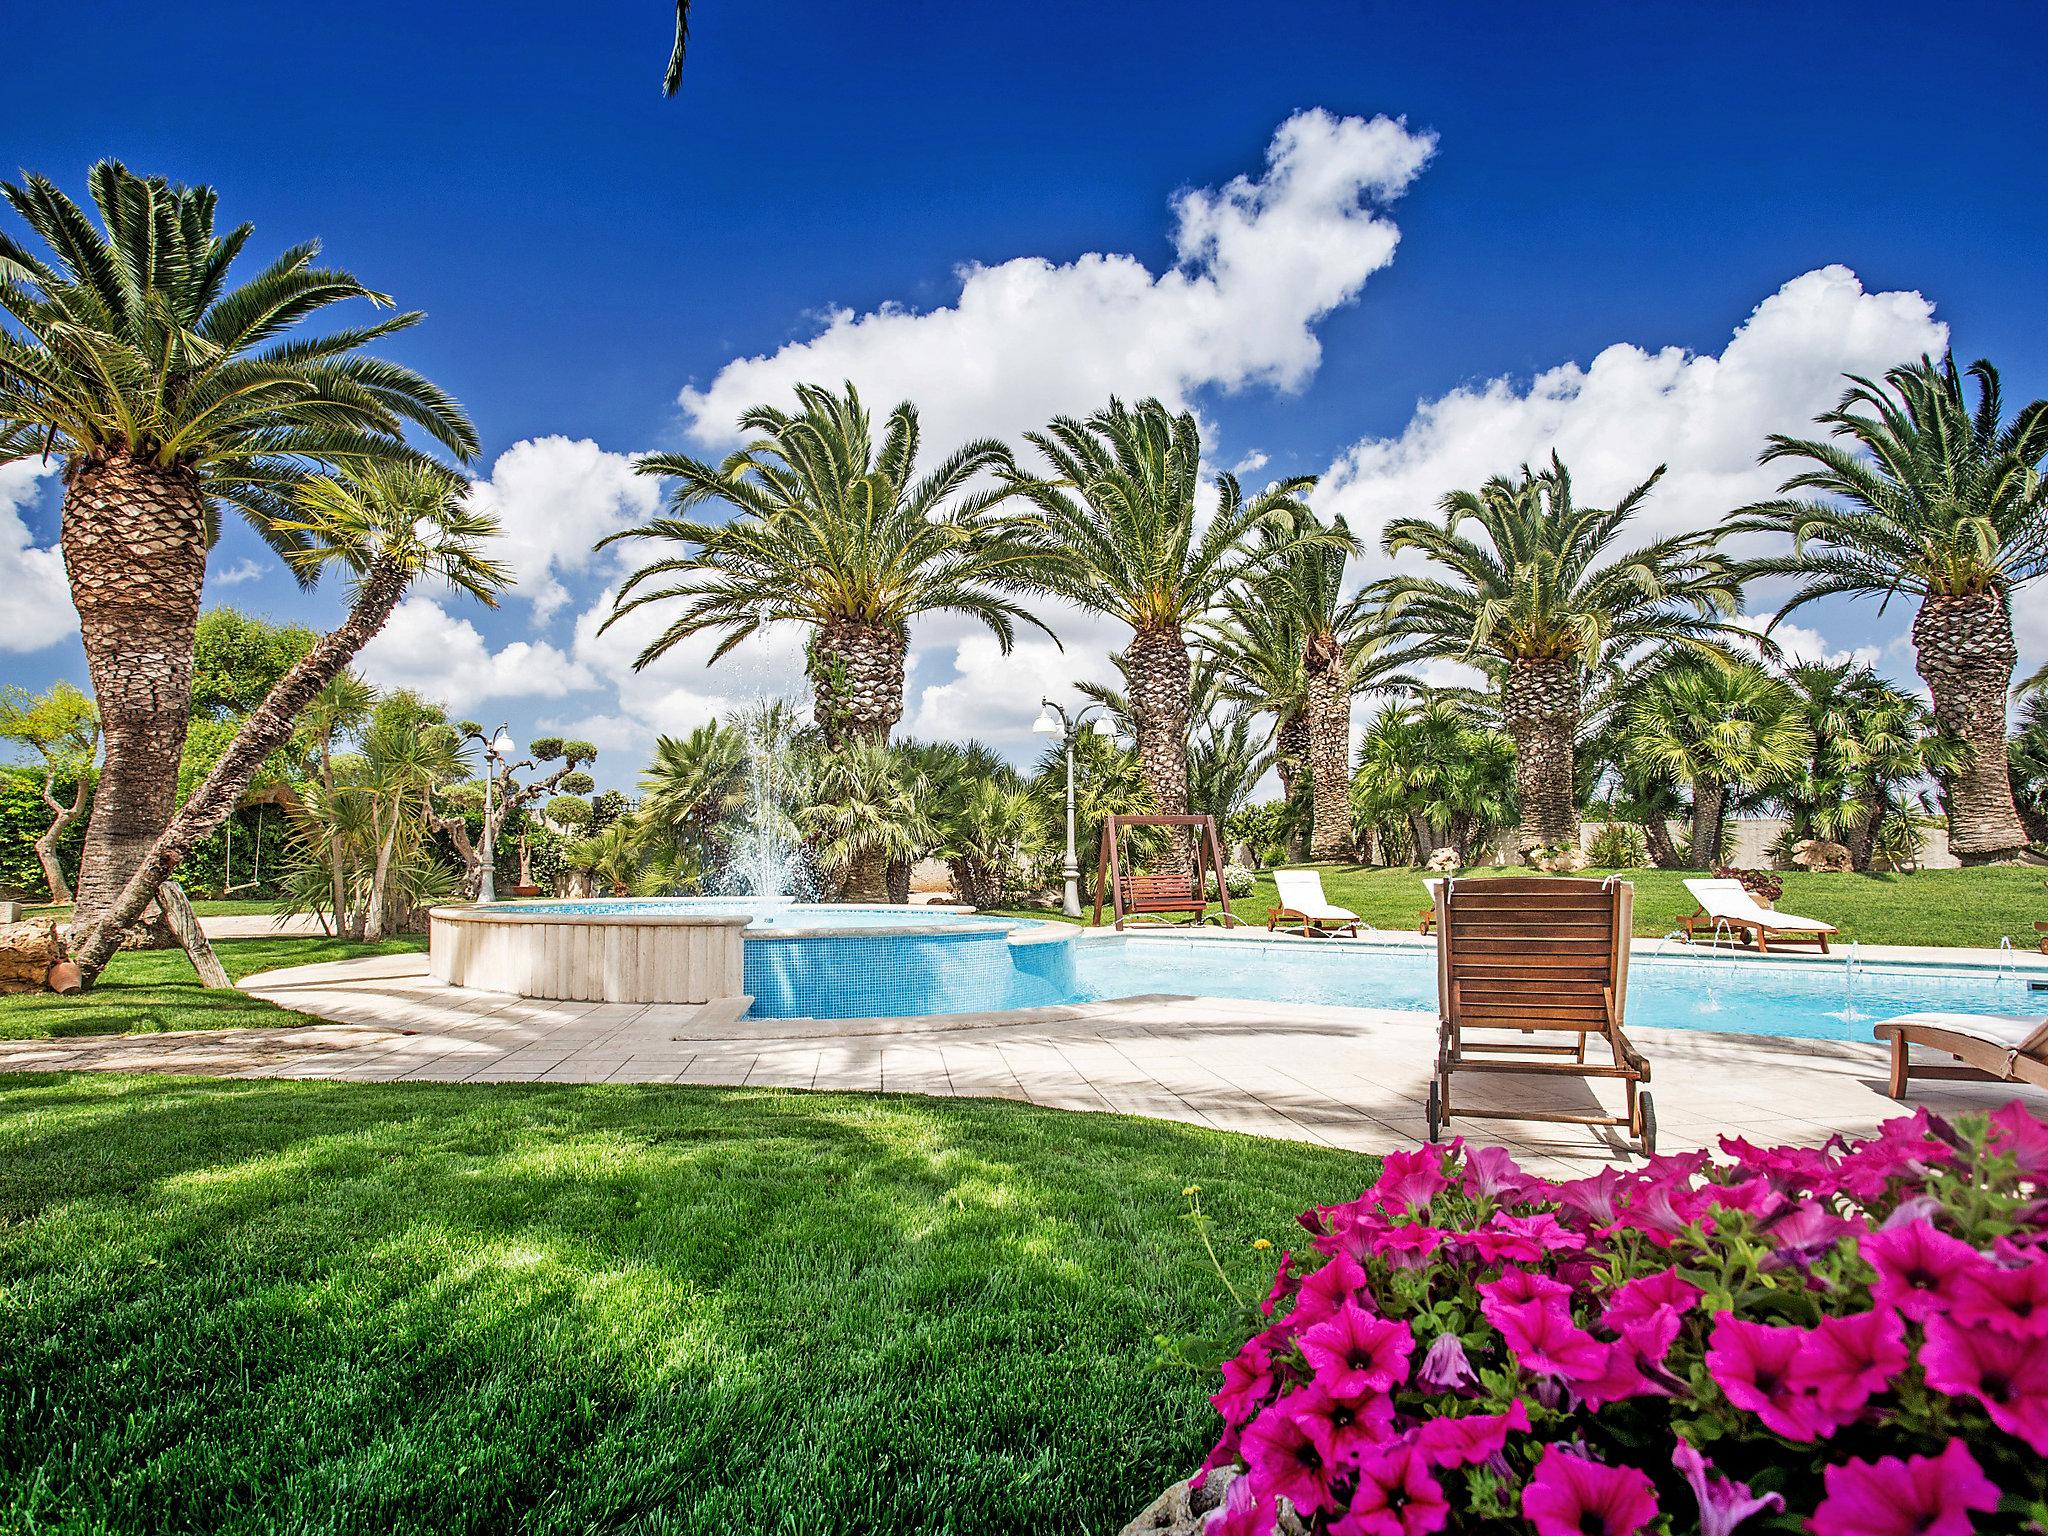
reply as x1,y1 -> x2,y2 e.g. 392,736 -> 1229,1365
1065,935 -> 2045,1042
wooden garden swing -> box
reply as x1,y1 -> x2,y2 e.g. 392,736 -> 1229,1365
1089,813 -> 1239,930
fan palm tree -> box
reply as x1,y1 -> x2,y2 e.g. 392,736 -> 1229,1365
1623,659 -> 1811,868
1727,355 -> 2048,862
636,720 -> 749,885
1187,709 -> 1274,835
1369,455 -> 1749,857
1010,398 -> 1329,861
2010,687 -> 2048,847
67,459 -> 506,980
1777,662 -> 1957,869
603,383 -> 1045,748
801,740 -> 933,901
1352,695 -> 1516,864
0,162 -> 476,935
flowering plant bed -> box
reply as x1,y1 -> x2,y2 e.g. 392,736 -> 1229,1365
1165,1107 -> 2048,1535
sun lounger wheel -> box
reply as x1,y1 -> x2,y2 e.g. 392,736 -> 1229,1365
1425,1080 -> 1442,1143
1638,1092 -> 1656,1158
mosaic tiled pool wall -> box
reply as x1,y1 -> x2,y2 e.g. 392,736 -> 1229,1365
743,926 -> 1078,1019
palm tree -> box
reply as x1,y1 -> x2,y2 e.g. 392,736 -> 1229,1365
1369,455 -> 1749,857
1623,660 -> 1812,868
1778,662 -> 1956,870
604,383 -> 1044,748
1352,695 -> 1516,865
636,720 -> 749,889
1011,398 -> 1327,861
1187,709 -> 1274,835
299,670 -> 376,927
1728,355 -> 2048,862
66,460 -> 505,980
1207,591 -> 1311,800
0,163 -> 476,936
2010,688 -> 2048,847
801,740 -> 933,901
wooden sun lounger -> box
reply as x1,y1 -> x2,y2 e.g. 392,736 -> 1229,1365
1430,875 -> 1654,1155
1680,877 -> 1837,954
1873,1012 -> 2048,1098
1266,869 -> 1361,938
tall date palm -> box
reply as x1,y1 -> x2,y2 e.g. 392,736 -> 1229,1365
1011,398 -> 1329,861
0,163 -> 476,935
1728,355 -> 2048,862
605,384 -> 1045,749
1370,456 -> 1749,857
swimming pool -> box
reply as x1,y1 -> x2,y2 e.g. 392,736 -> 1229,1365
1064,934 -> 2046,1042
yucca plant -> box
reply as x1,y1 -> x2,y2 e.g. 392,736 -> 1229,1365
0,162 -> 475,936
1728,355 -> 2048,862
1369,455 -> 1749,857
605,383 -> 1044,748
1011,398 -> 1331,863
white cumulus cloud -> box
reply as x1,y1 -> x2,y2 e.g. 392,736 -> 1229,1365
207,557 -> 265,588
679,110 -> 1437,453
0,461 -> 74,653
465,436 -> 661,624
356,596 -> 596,710
1315,265 -> 1949,561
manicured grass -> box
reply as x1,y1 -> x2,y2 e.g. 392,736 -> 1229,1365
0,1074 -> 1374,1534
0,936 -> 425,1040
23,896 -> 284,920
1001,864 -> 2048,949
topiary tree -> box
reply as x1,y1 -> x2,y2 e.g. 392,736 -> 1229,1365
0,682 -> 100,903
433,732 -> 597,898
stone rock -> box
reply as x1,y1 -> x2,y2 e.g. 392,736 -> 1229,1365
0,919 -> 65,995
1790,838 -> 1853,874
1118,1467 -> 1308,1536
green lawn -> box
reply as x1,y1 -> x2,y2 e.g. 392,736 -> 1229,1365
0,936 -> 425,1041
1002,863 -> 2048,949
0,1074 -> 1372,1534
22,896 -> 284,920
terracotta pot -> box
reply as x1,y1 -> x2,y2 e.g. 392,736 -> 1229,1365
45,960 -> 82,994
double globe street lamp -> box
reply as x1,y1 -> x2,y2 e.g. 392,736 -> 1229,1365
462,722 -> 519,903
1030,699 -> 1116,918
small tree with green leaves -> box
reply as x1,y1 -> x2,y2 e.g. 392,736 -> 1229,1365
0,682 -> 100,902
434,732 -> 597,898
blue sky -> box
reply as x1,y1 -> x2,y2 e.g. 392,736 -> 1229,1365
6,1 -> 2048,786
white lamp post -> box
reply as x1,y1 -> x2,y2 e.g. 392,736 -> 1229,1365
472,723 -> 517,903
1033,700 -> 1113,918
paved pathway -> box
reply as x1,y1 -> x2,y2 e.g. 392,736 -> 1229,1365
3,946 -> 2036,1178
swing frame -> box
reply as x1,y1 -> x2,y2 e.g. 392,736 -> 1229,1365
221,802 -> 267,895
1089,814 -> 1240,930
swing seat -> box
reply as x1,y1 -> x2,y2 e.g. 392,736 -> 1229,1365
1091,813 -> 1242,931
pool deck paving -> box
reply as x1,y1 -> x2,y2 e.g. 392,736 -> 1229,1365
4,929 -> 2041,1177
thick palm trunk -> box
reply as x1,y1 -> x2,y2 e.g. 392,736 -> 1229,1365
33,773 -> 87,904
1913,594 -> 2029,862
1689,779 -> 1726,868
60,454 -> 208,941
1642,817 -> 1679,870
810,620 -> 907,748
1126,624 -> 1192,872
69,557 -> 413,983
1844,786 -> 1885,872
1273,711 -> 1308,802
1501,656 -> 1581,856
841,845 -> 889,902
1304,635 -> 1352,861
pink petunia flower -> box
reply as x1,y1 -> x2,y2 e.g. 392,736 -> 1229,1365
1604,1182 -> 1713,1245
1601,1266 -> 1703,1331
1671,1437 -> 1783,1536
1989,1100 -> 2048,1178
1950,1252 -> 2048,1339
1759,1199 -> 1860,1263
1862,1218 -> 1979,1321
1373,1147 -> 1450,1215
1374,1224 -> 1449,1270
1413,1399 -> 1529,1468
1920,1314 -> 2048,1453
1808,1439 -> 1999,1536
1258,1249 -> 1298,1317
1332,1442 -> 1451,1536
1478,1266 -> 1574,1316
1285,1380 -> 1396,1470
1787,1307 -> 1907,1417
1240,1397 -> 1338,1516
1717,1134 -> 1838,1194
1552,1167 -> 1629,1225
1466,1210 -> 1586,1265
1212,1340 -> 1275,1427
1291,1253 -> 1368,1328
1577,1307 -> 1685,1407
1521,1446 -> 1659,1536
1704,1314 -> 1840,1440
1414,1331 -> 1478,1395
1490,1298 -> 1609,1382
1205,1468 -> 1279,1536
1300,1302 -> 1415,1398
1463,1144 -> 1535,1201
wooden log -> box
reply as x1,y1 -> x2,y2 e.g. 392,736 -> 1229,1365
157,880 -> 233,990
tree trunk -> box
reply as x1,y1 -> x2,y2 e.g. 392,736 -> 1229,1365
1689,779 -> 1725,869
60,454 -> 209,944
1642,817 -> 1678,870
1500,656 -> 1582,856
156,879 -> 231,989
1408,810 -> 1436,862
1912,593 -> 2029,862
33,771 -> 87,905
1273,711 -> 1308,802
318,736 -> 349,932
1304,634 -> 1352,861
1126,624 -> 1192,872
841,844 -> 889,902
68,558 -> 414,983
1844,786 -> 1884,873
810,620 -> 907,748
